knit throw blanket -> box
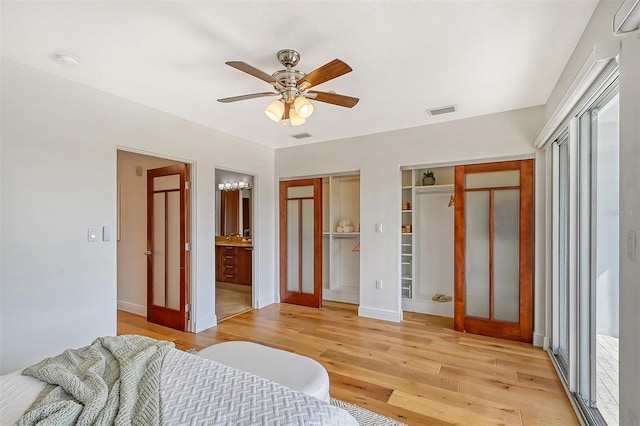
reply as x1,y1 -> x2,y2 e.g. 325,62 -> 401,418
17,335 -> 174,426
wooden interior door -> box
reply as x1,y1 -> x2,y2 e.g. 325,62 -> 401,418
147,164 -> 190,331
454,160 -> 534,342
280,179 -> 323,307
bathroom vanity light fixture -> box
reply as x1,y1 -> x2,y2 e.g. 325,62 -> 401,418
218,181 -> 251,191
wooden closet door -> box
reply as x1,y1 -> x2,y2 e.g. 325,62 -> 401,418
280,179 -> 323,308
454,160 -> 534,342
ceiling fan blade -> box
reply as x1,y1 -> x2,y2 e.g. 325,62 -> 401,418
217,92 -> 279,103
225,61 -> 283,90
307,91 -> 359,108
298,59 -> 352,91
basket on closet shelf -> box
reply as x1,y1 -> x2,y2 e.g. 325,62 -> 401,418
422,171 -> 436,186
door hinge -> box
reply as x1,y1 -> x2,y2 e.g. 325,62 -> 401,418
185,181 -> 191,190
185,303 -> 191,312
185,242 -> 191,251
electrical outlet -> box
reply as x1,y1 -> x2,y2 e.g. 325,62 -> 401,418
375,280 -> 382,290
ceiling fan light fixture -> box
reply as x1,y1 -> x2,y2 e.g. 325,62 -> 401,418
265,100 -> 285,122
294,96 -> 314,119
289,107 -> 306,126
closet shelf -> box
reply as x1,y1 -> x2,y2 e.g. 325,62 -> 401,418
401,209 -> 413,213
415,183 -> 454,194
331,232 -> 360,238
322,232 -> 360,238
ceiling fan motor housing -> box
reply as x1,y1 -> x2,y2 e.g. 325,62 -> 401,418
276,49 -> 300,67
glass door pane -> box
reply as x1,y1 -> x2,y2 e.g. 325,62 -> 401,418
578,83 -> 619,425
464,191 -> 490,318
557,134 -> 570,372
493,189 -> 520,323
301,198 -> 315,294
286,199 -> 300,292
152,192 -> 166,307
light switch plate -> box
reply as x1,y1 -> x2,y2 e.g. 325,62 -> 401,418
88,228 -> 98,242
102,226 -> 110,242
375,223 -> 383,233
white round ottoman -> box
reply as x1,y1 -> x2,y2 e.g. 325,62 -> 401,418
197,341 -> 331,402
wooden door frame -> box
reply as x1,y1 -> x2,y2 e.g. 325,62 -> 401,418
279,178 -> 323,307
454,159 -> 534,342
146,163 -> 190,331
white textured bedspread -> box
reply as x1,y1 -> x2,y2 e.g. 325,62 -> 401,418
2,348 -> 357,425
160,349 -> 357,425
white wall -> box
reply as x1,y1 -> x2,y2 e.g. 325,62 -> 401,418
0,59 -> 276,374
276,106 -> 542,323
541,1 -> 640,422
116,150 -> 181,315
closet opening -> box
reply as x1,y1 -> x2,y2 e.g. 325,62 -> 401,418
401,167 -> 455,317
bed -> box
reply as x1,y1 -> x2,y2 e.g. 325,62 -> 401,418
0,336 -> 357,425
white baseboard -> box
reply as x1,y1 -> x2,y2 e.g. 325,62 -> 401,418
358,306 -> 402,323
194,314 -> 217,333
117,300 -> 146,316
533,332 -> 545,348
255,299 -> 275,310
324,287 -> 359,305
402,299 -> 454,318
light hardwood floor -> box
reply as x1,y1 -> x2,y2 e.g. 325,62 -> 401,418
117,302 -> 577,426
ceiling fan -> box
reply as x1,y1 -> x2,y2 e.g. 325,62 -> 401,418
217,49 -> 359,126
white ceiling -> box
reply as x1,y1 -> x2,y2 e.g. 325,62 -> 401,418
1,1 -> 597,149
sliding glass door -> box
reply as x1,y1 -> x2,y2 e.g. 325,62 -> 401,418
577,83 -> 619,425
553,130 -> 571,376
551,80 -> 619,426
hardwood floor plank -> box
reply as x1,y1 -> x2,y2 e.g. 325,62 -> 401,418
117,302 -> 577,425
388,389 -> 523,425
331,385 -> 458,426
321,348 -> 455,390
328,371 -> 394,402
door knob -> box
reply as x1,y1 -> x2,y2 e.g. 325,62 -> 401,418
144,251 -> 152,256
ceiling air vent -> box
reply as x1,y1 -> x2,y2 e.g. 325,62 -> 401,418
427,105 -> 457,116
290,132 -> 313,140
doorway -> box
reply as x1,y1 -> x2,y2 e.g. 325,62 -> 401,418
116,150 -> 192,331
215,168 -> 254,320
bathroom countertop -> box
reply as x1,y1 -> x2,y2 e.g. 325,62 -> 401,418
215,236 -> 253,248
